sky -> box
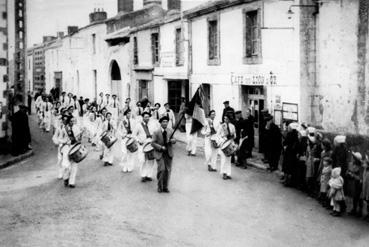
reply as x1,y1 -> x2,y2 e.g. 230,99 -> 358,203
27,0 -> 210,46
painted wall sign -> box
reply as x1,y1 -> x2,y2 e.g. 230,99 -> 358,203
282,102 -> 298,122
230,72 -> 277,86
160,52 -> 175,67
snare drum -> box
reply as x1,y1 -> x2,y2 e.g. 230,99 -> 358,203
126,138 -> 138,153
210,135 -> 221,149
221,140 -> 238,157
68,142 -> 88,163
143,142 -> 155,160
100,131 -> 117,148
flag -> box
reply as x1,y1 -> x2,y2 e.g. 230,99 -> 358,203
187,85 -> 207,134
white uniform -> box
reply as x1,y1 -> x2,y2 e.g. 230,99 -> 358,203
59,124 -> 82,186
117,117 -> 136,172
101,119 -> 117,165
218,122 -> 236,177
108,98 -> 120,123
42,102 -> 53,132
52,124 -> 64,179
133,120 -> 157,179
36,97 -> 44,128
164,109 -> 176,129
185,113 -> 197,155
97,96 -> 104,111
202,118 -> 220,170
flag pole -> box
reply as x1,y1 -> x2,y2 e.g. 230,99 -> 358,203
169,112 -> 186,140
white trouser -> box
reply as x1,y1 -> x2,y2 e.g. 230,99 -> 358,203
103,144 -> 114,164
121,139 -> 135,172
57,145 -> 63,179
61,145 -> 78,185
140,153 -> 155,178
220,151 -> 232,176
63,162 -> 78,185
204,137 -> 218,169
186,123 -> 197,154
43,111 -> 52,131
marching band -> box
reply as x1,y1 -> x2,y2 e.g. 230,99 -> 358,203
39,90 -> 240,191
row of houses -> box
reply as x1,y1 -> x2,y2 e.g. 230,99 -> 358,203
27,0 -> 369,149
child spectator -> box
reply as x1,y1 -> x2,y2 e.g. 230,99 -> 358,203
320,157 -> 332,208
328,167 -> 346,217
346,152 -> 364,217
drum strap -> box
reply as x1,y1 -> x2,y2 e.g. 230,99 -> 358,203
65,125 -> 77,145
142,123 -> 152,138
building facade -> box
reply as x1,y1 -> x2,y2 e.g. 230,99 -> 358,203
0,0 -> 8,139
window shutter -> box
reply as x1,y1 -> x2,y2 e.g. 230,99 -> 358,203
246,14 -> 252,57
256,8 -> 262,56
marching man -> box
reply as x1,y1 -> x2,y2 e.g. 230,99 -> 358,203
133,111 -> 157,182
218,115 -> 236,180
108,94 -> 120,123
97,92 -> 104,111
59,114 -> 82,188
151,116 -> 176,193
42,96 -> 53,132
202,110 -> 219,172
185,110 -> 197,156
118,109 -> 136,173
102,112 -> 116,166
163,103 -> 175,129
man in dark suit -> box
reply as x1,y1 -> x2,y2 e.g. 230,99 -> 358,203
222,101 -> 235,123
151,116 -> 176,193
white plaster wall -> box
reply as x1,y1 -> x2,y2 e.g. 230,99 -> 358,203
190,1 -> 301,123
316,0 -> 359,134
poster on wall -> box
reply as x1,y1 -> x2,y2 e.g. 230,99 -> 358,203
282,102 -> 298,122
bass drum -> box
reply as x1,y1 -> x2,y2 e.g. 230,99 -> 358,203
126,138 -> 138,153
143,142 -> 155,160
100,131 -> 117,148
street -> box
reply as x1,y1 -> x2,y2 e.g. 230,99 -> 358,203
0,116 -> 368,247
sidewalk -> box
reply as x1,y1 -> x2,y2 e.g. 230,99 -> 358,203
173,131 -> 268,170
0,150 -> 34,170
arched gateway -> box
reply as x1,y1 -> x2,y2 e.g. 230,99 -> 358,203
110,60 -> 122,100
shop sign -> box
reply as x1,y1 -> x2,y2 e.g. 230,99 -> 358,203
282,102 -> 298,122
230,72 -> 277,86
160,52 -> 175,67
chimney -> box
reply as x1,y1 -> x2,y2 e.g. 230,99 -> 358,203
57,32 -> 64,39
168,0 -> 180,10
143,0 -> 162,7
89,9 -> 108,23
118,0 -> 133,13
67,26 -> 79,35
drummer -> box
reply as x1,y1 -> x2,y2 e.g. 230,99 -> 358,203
108,94 -> 120,123
102,112 -> 116,166
59,114 -> 81,188
133,111 -> 157,182
218,114 -> 236,180
202,110 -> 219,172
118,109 -> 136,173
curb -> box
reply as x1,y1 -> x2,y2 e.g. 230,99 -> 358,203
0,150 -> 34,170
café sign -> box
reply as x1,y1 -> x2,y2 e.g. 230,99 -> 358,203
230,72 -> 277,86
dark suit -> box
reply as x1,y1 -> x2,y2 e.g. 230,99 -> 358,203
152,128 -> 174,191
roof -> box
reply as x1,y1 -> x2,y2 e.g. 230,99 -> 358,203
183,0 -> 255,19
130,10 -> 181,33
105,27 -> 131,41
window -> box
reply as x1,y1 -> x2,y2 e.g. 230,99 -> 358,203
244,9 -> 262,64
139,80 -> 148,100
3,43 -> 7,50
175,28 -> 183,66
207,15 -> 220,65
2,11 -> 6,20
151,32 -> 159,66
0,58 -> 7,66
133,37 -> 138,65
92,34 -> 96,54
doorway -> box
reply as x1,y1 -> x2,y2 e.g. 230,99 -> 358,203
241,85 -> 265,151
54,71 -> 62,93
110,60 -> 122,101
167,80 -> 189,113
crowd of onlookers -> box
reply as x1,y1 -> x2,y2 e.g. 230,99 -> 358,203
270,121 -> 369,219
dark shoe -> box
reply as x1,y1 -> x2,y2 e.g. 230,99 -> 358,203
157,188 -> 163,193
108,163 -> 113,166
99,155 -> 103,160
163,188 -> 170,193
208,165 -> 211,171
226,176 -> 232,180
209,168 -> 217,172
69,184 -> 75,188
103,162 -> 109,166
190,154 -> 196,157
141,177 -> 147,183
64,179 -> 69,187
146,177 -> 153,181
223,174 -> 228,180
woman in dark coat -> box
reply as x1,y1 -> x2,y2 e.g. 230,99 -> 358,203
282,123 -> 299,186
11,104 -> 31,156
